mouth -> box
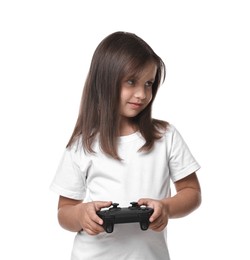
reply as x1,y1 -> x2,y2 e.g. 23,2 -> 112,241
128,102 -> 143,109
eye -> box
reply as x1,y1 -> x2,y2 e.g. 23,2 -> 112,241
127,79 -> 135,85
145,81 -> 154,87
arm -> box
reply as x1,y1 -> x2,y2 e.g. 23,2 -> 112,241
164,172 -> 201,218
138,172 -> 201,231
57,196 -> 112,235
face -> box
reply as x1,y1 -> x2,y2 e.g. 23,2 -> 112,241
119,62 -> 157,121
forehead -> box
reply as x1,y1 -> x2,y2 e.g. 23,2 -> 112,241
141,62 -> 157,77
124,61 -> 157,79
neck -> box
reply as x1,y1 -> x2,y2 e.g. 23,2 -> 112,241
118,117 -> 137,136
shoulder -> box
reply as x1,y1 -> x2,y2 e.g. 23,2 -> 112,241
165,123 -> 177,135
163,124 -> 185,144
152,119 -> 176,136
65,137 -> 91,165
153,122 -> 185,150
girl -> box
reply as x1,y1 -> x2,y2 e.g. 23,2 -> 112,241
50,31 -> 201,259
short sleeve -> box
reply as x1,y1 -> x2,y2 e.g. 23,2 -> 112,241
168,125 -> 200,182
50,147 -> 90,200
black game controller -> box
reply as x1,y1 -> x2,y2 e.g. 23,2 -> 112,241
96,202 -> 154,233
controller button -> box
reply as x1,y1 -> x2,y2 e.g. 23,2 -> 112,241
130,202 -> 139,208
112,203 -> 119,208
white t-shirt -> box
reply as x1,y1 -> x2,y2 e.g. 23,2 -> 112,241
50,124 -> 200,260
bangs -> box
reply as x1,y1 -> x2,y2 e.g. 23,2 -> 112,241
121,57 -> 157,81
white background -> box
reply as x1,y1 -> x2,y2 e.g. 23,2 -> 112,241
0,0 -> 249,259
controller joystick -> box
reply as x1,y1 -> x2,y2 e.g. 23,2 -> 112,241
129,202 -> 139,208
111,203 -> 120,209
97,202 -> 154,233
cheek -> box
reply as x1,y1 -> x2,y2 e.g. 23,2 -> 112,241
120,88 -> 131,101
147,91 -> 153,103
142,94 -> 153,110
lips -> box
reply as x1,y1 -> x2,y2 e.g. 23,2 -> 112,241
128,102 -> 143,109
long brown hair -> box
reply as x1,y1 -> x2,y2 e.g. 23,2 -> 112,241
67,31 -> 168,159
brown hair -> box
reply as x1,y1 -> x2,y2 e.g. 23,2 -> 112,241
67,31 -> 168,159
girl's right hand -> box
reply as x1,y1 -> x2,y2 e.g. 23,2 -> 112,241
77,201 -> 112,235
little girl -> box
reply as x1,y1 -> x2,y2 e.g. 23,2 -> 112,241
50,31 -> 201,259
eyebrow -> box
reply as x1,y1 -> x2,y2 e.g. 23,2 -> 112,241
147,78 -> 155,82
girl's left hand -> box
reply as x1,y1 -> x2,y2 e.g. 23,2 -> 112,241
137,198 -> 169,232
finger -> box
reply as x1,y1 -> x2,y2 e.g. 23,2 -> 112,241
84,228 -> 96,236
150,218 -> 167,231
83,219 -> 105,235
92,213 -> 104,225
94,201 -> 112,211
137,198 -> 150,206
90,222 -> 105,233
149,206 -> 162,222
93,201 -> 112,225
84,226 -> 103,236
137,198 -> 157,222
150,223 -> 166,232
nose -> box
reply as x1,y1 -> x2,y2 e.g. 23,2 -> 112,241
134,86 -> 146,100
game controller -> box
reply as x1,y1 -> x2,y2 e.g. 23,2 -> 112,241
96,202 -> 154,233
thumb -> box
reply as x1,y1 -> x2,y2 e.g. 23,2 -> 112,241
137,198 -> 151,206
94,201 -> 112,211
